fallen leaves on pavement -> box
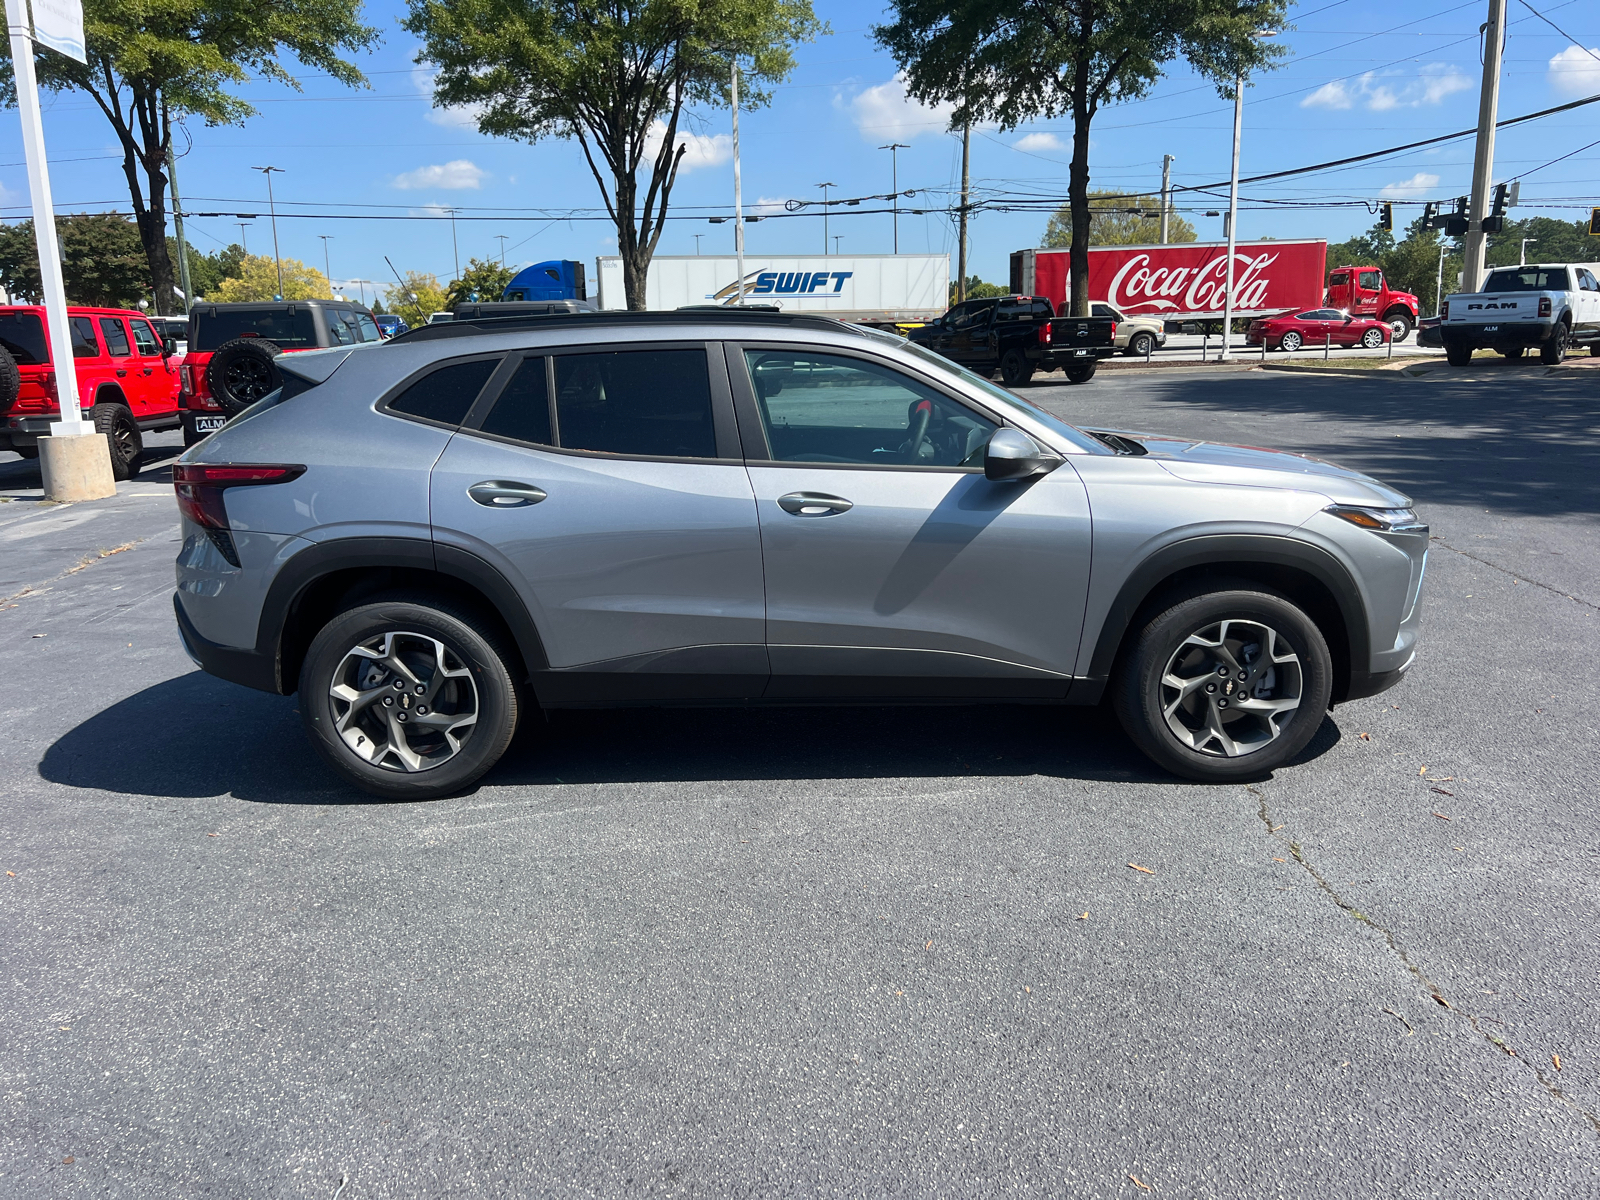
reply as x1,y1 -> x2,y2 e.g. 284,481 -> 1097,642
1129,1175 -> 1152,1192
1127,863 -> 1154,875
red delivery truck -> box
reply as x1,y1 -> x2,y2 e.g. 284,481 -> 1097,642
1010,240 -> 1328,322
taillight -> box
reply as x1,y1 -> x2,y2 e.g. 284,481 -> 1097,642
1109,321 -> 1117,339
1037,322 -> 1051,345
174,463 -> 305,567
1538,296 -> 1552,317
184,361 -> 216,407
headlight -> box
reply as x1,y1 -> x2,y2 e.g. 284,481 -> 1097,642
1325,504 -> 1426,532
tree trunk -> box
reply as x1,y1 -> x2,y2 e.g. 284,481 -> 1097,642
1068,37 -> 1093,317
137,197 -> 176,315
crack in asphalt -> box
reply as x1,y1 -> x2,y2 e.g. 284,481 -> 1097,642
1248,785 -> 1600,1137
0,538 -> 146,609
1428,535 -> 1600,613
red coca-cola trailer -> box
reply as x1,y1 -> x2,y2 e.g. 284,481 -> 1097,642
1010,239 -> 1328,321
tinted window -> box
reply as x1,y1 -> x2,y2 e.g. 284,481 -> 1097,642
192,308 -> 318,351
130,319 -> 162,356
71,316 -> 99,358
950,302 -> 993,332
993,300 -> 1035,323
1481,268 -> 1570,293
479,357 -> 551,446
1091,304 -> 1116,318
745,349 -> 995,468
553,349 -> 715,458
0,312 -> 48,364
99,317 -> 132,357
387,358 -> 499,427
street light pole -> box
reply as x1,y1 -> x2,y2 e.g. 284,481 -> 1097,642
252,166 -> 285,298
731,56 -> 746,305
1520,237 -> 1534,266
236,222 -> 250,254
879,143 -> 909,253
1219,76 -> 1244,361
318,235 -> 334,295
816,182 -> 836,254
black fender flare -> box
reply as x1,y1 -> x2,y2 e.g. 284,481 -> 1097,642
1084,533 -> 1370,686
254,536 -> 550,693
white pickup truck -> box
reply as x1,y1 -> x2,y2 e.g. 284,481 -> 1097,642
1440,263 -> 1600,365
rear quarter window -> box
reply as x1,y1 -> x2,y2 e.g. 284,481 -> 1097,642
192,308 -> 319,351
0,312 -> 49,364
385,357 -> 501,427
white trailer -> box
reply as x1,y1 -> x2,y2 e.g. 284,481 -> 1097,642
595,254 -> 948,323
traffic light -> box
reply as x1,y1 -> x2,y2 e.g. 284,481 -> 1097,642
1379,203 -> 1393,231
1481,183 -> 1508,234
1422,201 -> 1439,229
1444,197 -> 1470,237
1590,207 -> 1600,236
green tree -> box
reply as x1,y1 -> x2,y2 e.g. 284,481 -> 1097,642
445,257 -> 516,308
383,271 -> 447,326
0,213 -> 151,306
877,0 -> 1285,315
406,0 -> 822,309
1,0 -> 379,315
166,239 -> 244,301
215,255 -> 332,302
1042,190 -> 1195,248
949,275 -> 1009,304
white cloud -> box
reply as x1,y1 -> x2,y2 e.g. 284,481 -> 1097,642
1380,172 -> 1440,199
1548,45 -> 1600,98
643,120 -> 732,173
750,196 -> 791,214
1014,132 -> 1065,153
1302,64 -> 1471,111
392,160 -> 487,190
844,73 -> 956,142
411,62 -> 486,130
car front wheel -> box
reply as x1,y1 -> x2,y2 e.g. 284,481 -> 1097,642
1113,588 -> 1333,781
1360,328 -> 1385,350
299,596 -> 522,800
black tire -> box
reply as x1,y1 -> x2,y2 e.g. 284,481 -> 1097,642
1540,324 -> 1568,365
1127,332 -> 1155,357
205,338 -> 282,415
1064,359 -> 1098,384
1113,587 -> 1333,782
999,348 -> 1034,387
298,595 -> 522,801
182,417 -> 209,448
1385,311 -> 1414,344
1279,331 -> 1302,353
92,402 -> 141,481
1445,343 -> 1473,367
13,444 -> 39,460
1500,346 -> 1524,360
1591,343 -> 1600,357
0,344 -> 19,408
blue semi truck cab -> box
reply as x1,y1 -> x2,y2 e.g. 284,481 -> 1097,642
503,260 -> 588,302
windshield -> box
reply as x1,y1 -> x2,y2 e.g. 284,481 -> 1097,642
1481,268 -> 1570,293
192,308 -> 318,351
888,336 -> 1104,453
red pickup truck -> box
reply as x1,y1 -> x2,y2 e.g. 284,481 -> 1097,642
1326,266 -> 1420,343
0,305 -> 181,479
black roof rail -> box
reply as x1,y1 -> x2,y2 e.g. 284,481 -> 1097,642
386,308 -> 853,344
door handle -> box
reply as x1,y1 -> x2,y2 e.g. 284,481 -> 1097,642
467,480 -> 548,508
142,368 -> 152,376
115,369 -> 127,377
777,491 -> 853,516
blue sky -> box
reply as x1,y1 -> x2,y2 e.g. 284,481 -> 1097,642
5,0 -> 1598,298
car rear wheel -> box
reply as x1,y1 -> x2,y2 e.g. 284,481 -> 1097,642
206,338 -> 283,415
299,596 -> 522,801
1360,328 -> 1384,350
92,402 -> 141,481
1446,344 -> 1473,367
999,348 -> 1034,387
1540,324 -> 1568,365
1278,331 -> 1302,352
1113,587 -> 1332,782
1064,359 -> 1097,384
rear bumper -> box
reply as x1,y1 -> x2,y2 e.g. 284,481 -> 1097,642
174,592 -> 281,694
1037,346 -> 1116,367
1442,321 -> 1553,349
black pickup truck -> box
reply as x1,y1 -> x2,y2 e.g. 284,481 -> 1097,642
905,295 -> 1117,385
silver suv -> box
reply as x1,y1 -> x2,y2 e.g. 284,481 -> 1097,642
172,312 -> 1426,799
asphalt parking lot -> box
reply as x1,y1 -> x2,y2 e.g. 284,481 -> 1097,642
3,362 -> 1597,1197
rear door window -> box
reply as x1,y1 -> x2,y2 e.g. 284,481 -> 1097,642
71,316 -> 100,358
552,349 -> 716,459
99,317 -> 133,357
0,312 -> 48,364
191,308 -> 319,351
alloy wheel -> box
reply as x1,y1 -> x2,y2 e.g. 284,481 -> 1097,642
224,357 -> 276,403
329,630 -> 479,772
1159,619 -> 1302,757
1280,332 -> 1301,352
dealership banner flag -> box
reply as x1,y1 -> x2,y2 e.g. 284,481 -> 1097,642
30,0 -> 86,63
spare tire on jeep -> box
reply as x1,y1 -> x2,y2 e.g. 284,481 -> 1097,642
0,344 -> 19,408
206,337 -> 282,414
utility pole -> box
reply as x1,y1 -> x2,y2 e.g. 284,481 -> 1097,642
495,234 -> 508,265
732,56 -> 746,305
1436,245 -> 1447,315
1461,0 -> 1507,293
1160,154 -> 1174,244
252,166 -> 285,298
166,142 -> 194,312
958,123 -> 971,302
879,142 -> 909,253
1219,77 -> 1244,361
816,182 -> 836,254
318,235 -> 334,295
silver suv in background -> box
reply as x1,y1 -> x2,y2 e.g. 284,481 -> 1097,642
172,312 -> 1427,799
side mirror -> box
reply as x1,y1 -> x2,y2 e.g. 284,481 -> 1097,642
984,428 -> 1062,482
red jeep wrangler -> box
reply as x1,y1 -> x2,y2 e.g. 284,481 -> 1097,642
181,300 -> 383,445
0,305 -> 182,479
1326,266 -> 1421,343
